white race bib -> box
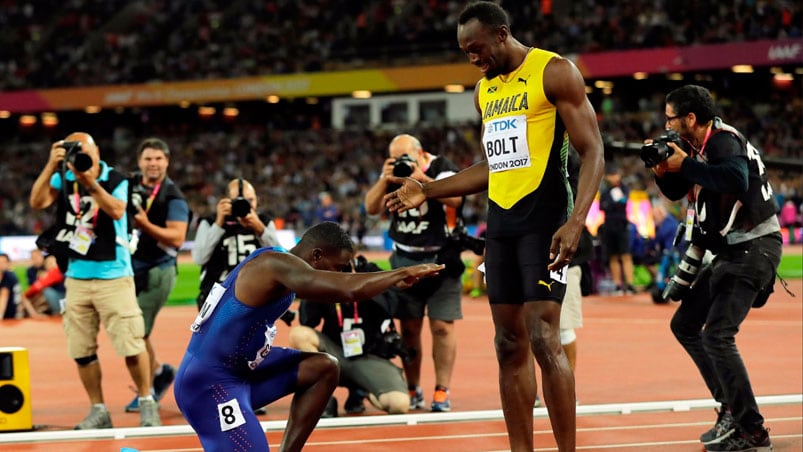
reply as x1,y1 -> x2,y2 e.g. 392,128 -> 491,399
483,115 -> 531,173
217,398 -> 246,432
247,325 -> 278,370
550,265 -> 568,285
190,283 -> 226,332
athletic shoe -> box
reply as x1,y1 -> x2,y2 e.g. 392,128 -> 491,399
254,406 -> 268,415
152,363 -> 176,401
139,398 -> 162,427
409,387 -> 426,410
344,388 -> 366,414
701,408 -> 736,444
534,394 -> 542,407
74,406 -> 112,430
125,389 -> 157,413
430,388 -> 451,412
705,427 -> 772,451
321,396 -> 338,418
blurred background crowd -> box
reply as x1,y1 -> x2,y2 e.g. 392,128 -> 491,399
0,0 -> 800,242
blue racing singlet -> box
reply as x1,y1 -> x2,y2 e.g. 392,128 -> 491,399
187,246 -> 295,375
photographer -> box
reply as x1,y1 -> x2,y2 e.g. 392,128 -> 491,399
29,133 -> 159,428
364,133 -> 463,412
288,256 -> 410,417
192,178 -> 280,309
124,137 -> 190,413
645,85 -> 781,451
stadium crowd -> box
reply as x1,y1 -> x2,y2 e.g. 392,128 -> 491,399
0,1 -> 800,238
1,0 -> 800,90
1,88 -> 800,239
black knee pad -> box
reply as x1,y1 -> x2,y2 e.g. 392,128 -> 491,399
75,354 -> 98,366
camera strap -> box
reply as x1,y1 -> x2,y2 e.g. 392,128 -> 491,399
335,302 -> 360,329
71,182 -> 98,225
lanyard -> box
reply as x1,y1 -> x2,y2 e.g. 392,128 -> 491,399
72,182 -> 99,227
335,302 -> 359,328
687,125 -> 713,204
143,182 -> 162,212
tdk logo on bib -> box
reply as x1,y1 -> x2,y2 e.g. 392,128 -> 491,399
487,117 -> 519,132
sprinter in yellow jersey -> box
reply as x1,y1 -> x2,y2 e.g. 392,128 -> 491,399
384,2 -> 604,451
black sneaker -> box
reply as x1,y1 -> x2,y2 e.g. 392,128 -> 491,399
321,396 -> 338,418
704,427 -> 772,451
701,408 -> 736,444
344,388 -> 366,414
152,364 -> 176,401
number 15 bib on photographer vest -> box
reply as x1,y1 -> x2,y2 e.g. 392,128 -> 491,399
478,48 -> 572,238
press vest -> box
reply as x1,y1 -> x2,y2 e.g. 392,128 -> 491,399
388,156 -> 459,248
693,118 -> 779,237
53,170 -> 126,262
130,175 -> 187,264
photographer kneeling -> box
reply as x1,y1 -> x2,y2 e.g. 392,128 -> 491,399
644,85 -> 782,452
288,255 -> 411,417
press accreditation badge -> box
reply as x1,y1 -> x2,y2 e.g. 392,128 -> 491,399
685,209 -> 695,242
217,398 -> 246,432
341,328 -> 365,358
483,114 -> 531,173
69,226 -> 93,255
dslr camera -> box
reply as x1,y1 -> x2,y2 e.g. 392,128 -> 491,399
640,129 -> 687,168
62,141 -> 92,173
374,329 -> 416,364
447,223 -> 486,256
392,154 -> 416,178
228,178 -> 252,219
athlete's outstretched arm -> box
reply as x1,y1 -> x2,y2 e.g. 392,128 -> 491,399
234,251 -> 442,307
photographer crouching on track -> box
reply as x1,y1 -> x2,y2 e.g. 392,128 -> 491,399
643,85 -> 782,452
288,255 -> 414,417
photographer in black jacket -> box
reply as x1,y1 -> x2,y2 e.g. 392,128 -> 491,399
646,85 -> 781,452
288,256 -> 410,417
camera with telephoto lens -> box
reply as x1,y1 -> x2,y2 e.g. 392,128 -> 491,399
374,329 -> 416,364
662,223 -> 706,301
640,129 -> 688,168
392,154 -> 416,178
62,141 -> 92,173
448,224 -> 486,256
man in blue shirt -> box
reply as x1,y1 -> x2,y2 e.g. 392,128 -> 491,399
124,137 -> 190,413
29,132 -> 159,429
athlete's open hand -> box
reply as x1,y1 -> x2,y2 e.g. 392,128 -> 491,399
383,176 -> 426,213
395,263 -> 444,289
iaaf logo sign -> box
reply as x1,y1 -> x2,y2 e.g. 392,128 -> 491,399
767,43 -> 801,61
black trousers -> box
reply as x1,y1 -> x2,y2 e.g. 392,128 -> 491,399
670,233 -> 782,432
